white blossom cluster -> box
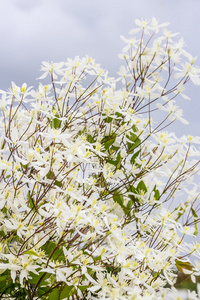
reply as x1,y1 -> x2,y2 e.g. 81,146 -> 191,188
0,18 -> 200,299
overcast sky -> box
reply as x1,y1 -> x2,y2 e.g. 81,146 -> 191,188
0,0 -> 200,136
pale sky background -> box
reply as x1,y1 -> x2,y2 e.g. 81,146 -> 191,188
0,0 -> 200,137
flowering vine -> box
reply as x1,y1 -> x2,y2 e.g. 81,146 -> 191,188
0,17 -> 200,300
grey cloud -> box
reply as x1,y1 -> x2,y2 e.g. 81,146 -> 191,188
13,0 -> 43,12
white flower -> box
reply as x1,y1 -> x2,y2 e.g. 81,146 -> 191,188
38,61 -> 65,79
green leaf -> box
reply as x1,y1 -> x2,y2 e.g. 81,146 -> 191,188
37,286 -> 51,298
105,116 -> 112,123
101,134 -> 117,150
49,288 -> 60,300
23,250 -> 38,256
104,135 -> 116,150
191,208 -> 198,236
174,206 -> 184,222
123,199 -> 133,216
29,272 -> 40,285
130,150 -> 141,165
126,199 -> 133,210
126,132 -> 141,154
113,191 -> 124,208
126,184 -> 143,208
46,171 -> 62,188
127,132 -> 138,142
46,170 -> 55,180
78,285 -> 89,292
60,286 -> 74,299
175,259 -> 194,275
21,162 -> 28,170
87,134 -> 95,144
27,190 -> 37,210
127,185 -> 137,196
0,274 -> 15,294
137,181 -> 147,194
113,191 -> 135,216
29,272 -> 50,285
27,190 -> 31,200
107,152 -> 121,167
106,265 -> 121,275
0,230 -> 6,238
93,255 -> 101,262
54,180 -> 63,188
126,185 -> 140,215
2,207 -> 8,214
42,241 -> 56,253
0,275 -> 9,282
52,113 -> 61,129
153,272 -> 159,278
115,112 -> 122,119
42,242 -> 65,262
30,197 -> 36,210
132,125 -> 138,132
152,185 -> 160,201
154,189 -> 160,200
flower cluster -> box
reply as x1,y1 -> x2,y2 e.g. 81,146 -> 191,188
0,18 -> 200,299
